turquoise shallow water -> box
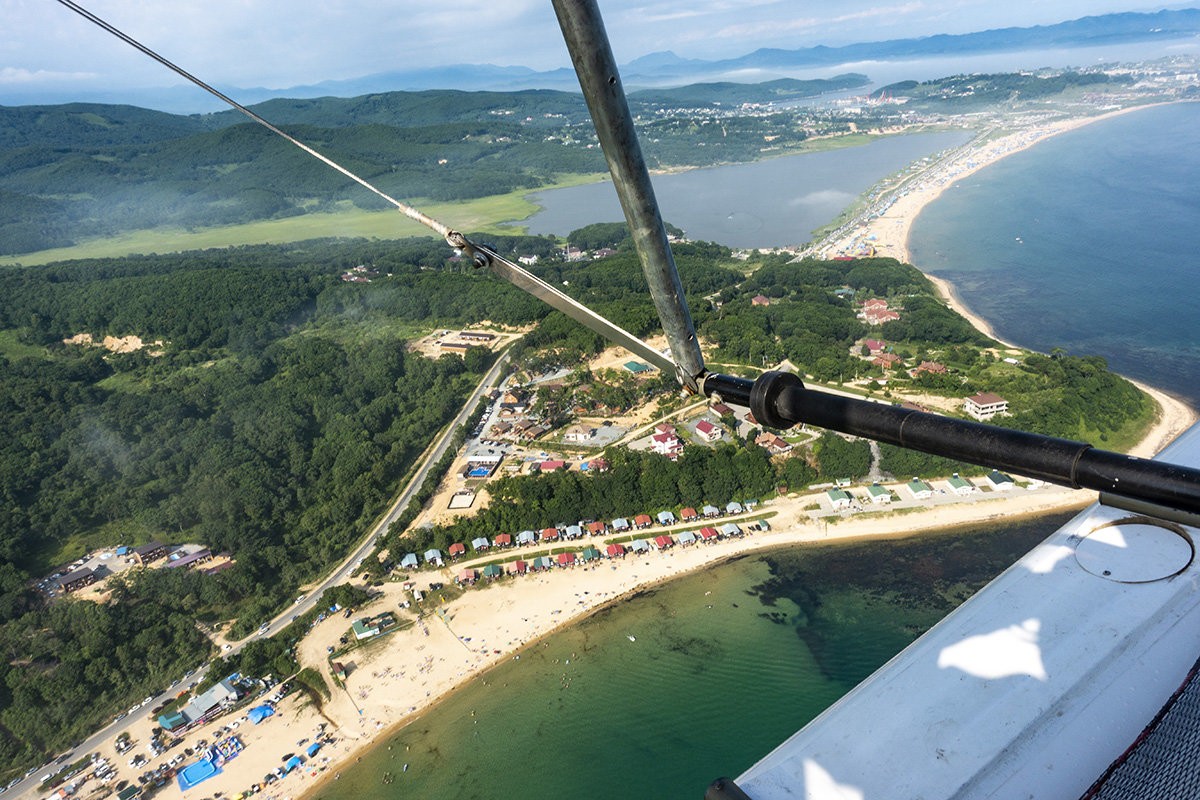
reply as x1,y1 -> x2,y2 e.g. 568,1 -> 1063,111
315,514 -> 1069,800
908,102 -> 1200,405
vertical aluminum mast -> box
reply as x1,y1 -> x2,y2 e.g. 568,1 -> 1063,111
550,0 -> 707,393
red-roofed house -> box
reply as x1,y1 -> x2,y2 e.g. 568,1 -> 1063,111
864,339 -> 886,354
680,507 -> 699,522
914,361 -> 948,376
653,535 -> 674,550
539,460 -> 566,472
507,560 -> 528,575
557,552 -> 577,567
448,542 -> 467,559
699,527 -> 719,541
633,514 -> 653,529
964,392 -> 1009,420
695,420 -> 721,442
606,543 -> 626,558
651,432 -> 682,455
587,521 -> 608,536
873,353 -> 903,370
865,309 -> 901,325
541,527 -> 560,541
710,402 -> 734,417
494,533 -> 513,548
458,568 -> 478,584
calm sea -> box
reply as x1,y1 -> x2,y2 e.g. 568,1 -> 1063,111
908,102 -> 1200,405
515,131 -> 971,248
314,514 -> 1070,800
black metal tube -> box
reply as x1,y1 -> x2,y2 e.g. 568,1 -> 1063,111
550,0 -> 706,391
703,371 -> 1200,517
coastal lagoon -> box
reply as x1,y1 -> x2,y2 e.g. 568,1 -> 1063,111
909,102 -> 1200,405
315,514 -> 1070,800
514,131 -> 971,248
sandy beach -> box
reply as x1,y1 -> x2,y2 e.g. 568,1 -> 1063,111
824,103 -> 1174,265
114,102 -> 1198,800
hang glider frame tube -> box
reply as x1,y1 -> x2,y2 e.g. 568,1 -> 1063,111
551,0 -> 706,393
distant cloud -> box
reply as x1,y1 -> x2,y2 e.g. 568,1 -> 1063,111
0,66 -> 98,86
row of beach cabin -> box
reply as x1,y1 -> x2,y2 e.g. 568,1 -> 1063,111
451,522 -> 763,583
397,501 -> 759,570
824,471 -> 1016,510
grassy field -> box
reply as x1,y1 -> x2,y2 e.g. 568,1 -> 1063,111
0,173 -> 606,267
0,329 -> 50,359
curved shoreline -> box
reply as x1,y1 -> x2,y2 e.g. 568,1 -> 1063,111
148,104 -> 1198,800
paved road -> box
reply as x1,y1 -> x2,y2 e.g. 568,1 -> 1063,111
257,348 -> 512,639
9,350 -> 511,800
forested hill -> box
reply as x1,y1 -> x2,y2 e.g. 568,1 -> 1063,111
0,76 -> 848,256
0,74 -> 862,149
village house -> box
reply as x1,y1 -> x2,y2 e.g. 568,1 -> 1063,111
57,567 -> 97,594
964,392 -> 1009,420
826,489 -> 853,510
132,541 -> 166,566
755,432 -> 792,454
913,361 -> 948,377
873,353 -> 903,370
563,424 -> 597,443
751,294 -> 771,306
695,419 -> 722,442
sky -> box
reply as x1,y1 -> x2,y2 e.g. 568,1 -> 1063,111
0,0 -> 1188,97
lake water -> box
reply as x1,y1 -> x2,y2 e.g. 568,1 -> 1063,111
908,102 -> 1200,405
515,131 -> 971,248
314,514 -> 1071,800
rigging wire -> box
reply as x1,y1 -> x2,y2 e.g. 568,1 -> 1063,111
53,0 -> 455,242
50,0 -> 688,381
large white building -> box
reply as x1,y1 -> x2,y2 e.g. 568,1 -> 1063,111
964,392 -> 1009,420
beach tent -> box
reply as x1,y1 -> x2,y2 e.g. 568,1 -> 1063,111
400,553 -> 419,569
248,705 -> 275,724
306,742 -> 321,757
284,756 -> 302,773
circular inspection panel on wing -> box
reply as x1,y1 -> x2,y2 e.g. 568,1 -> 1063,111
1075,518 -> 1194,583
